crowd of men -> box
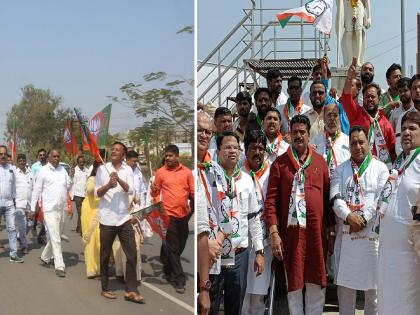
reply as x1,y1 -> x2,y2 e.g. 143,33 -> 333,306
0,141 -> 194,304
197,57 -> 420,315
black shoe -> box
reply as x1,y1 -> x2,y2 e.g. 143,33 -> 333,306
55,269 -> 66,278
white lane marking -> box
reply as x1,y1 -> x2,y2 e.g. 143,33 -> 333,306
142,281 -> 194,313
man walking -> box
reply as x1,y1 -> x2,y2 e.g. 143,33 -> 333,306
31,148 -> 47,240
70,155 -> 90,236
30,148 -> 72,276
0,145 -> 23,263
15,153 -> 33,255
151,144 -> 194,294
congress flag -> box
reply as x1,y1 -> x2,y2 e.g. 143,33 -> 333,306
89,104 -> 112,148
276,0 -> 333,34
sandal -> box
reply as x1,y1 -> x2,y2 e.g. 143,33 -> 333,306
101,290 -> 117,299
124,292 -> 145,304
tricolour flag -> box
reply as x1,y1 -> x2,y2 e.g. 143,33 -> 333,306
63,120 -> 79,157
89,104 -> 112,148
74,108 -> 101,161
276,0 -> 333,34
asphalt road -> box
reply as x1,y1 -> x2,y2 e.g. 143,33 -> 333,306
0,211 -> 195,315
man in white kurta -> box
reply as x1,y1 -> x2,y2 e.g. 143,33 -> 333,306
30,149 -> 72,277
15,154 -> 33,254
210,132 -> 264,315
312,102 -> 350,176
311,102 -> 350,281
330,126 -> 388,315
241,130 -> 271,315
378,111 -> 420,315
278,77 -> 312,135
263,108 -> 289,165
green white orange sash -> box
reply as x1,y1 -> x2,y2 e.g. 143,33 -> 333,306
284,98 -> 304,122
325,130 -> 340,176
266,132 -> 283,157
245,160 -> 270,245
256,114 -> 263,128
346,153 -> 372,214
287,146 -> 313,228
368,114 -> 392,170
219,164 -> 242,265
197,152 -> 228,274
378,147 -> 420,217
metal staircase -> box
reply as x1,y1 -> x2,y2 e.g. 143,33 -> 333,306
197,0 -> 330,109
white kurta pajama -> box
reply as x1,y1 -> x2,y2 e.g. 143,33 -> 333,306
241,161 -> 272,315
330,157 -> 388,315
31,163 -> 72,271
378,148 -> 420,315
312,130 -> 350,279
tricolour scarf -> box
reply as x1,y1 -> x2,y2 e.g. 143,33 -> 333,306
287,146 -> 313,228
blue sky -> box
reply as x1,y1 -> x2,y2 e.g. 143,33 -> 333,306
0,0 -> 194,141
198,0 -> 419,89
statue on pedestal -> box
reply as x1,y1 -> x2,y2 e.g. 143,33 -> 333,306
336,0 -> 371,67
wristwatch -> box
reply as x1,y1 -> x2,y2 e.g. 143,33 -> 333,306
199,279 -> 212,291
255,249 -> 264,257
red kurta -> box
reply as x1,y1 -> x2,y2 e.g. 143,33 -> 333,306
264,151 -> 333,292
340,92 -> 396,162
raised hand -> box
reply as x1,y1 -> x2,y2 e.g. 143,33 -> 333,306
347,57 -> 358,81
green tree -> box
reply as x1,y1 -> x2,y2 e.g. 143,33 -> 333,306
5,84 -> 73,162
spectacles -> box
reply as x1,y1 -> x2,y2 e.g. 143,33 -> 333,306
0,153 -> 6,156
312,91 -> 325,95
197,128 -> 212,136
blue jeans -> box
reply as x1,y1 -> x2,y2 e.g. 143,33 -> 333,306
210,248 -> 249,315
15,208 -> 28,248
0,206 -> 17,257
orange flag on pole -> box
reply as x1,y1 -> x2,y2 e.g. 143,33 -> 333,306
63,120 -> 79,157
74,108 -> 101,161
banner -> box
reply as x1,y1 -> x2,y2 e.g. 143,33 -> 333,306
74,108 -> 101,161
89,104 -> 112,148
63,120 -> 79,157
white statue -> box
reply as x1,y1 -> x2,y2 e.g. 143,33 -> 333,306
336,0 -> 371,67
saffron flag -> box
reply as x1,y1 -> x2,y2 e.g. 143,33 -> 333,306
276,0 -> 333,34
89,104 -> 112,148
8,116 -> 17,161
63,120 -> 79,157
133,202 -> 170,240
74,108 -> 101,161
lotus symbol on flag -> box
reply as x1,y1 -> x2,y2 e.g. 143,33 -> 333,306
305,0 -> 328,17
89,117 -> 101,136
64,129 -> 72,144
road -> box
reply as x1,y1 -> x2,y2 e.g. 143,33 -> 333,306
0,212 -> 195,315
